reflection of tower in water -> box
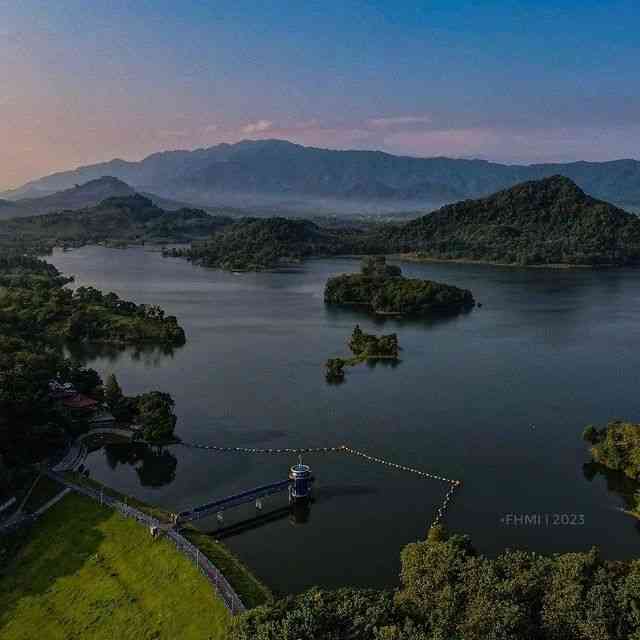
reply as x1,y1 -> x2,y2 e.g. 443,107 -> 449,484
289,497 -> 312,526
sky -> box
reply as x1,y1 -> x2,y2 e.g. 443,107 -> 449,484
1,0 -> 639,190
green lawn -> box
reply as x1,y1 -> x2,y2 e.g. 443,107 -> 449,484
0,492 -> 231,640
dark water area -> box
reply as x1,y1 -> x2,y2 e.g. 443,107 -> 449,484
47,246 -> 640,594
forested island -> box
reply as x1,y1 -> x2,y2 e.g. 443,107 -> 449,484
325,256 -> 474,316
325,324 -> 400,382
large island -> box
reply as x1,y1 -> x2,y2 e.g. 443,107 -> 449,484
324,256 -> 474,316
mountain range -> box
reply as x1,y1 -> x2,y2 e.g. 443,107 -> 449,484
3,139 -> 639,213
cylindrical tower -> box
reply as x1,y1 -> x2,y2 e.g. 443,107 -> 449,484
289,462 -> 313,501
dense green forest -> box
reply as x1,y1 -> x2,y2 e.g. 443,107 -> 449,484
0,255 -> 185,345
168,176 -> 640,270
583,420 -> 640,480
325,256 -> 474,316
4,176 -> 640,271
0,256 -> 181,494
0,194 -> 231,252
230,524 -> 640,640
380,176 -> 640,266
166,216 -> 384,271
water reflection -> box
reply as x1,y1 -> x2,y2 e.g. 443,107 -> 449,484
104,443 -> 178,488
203,485 -> 378,540
323,304 -> 473,330
65,340 -> 182,368
582,462 -> 640,536
583,461 -> 639,513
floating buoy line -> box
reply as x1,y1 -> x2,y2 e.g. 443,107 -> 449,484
179,442 -> 461,529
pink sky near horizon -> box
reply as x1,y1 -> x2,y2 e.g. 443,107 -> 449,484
2,1 -> 639,192
4,115 -> 640,192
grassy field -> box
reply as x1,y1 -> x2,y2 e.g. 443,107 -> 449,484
0,492 -> 231,640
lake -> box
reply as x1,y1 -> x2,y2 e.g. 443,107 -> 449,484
47,246 -> 640,594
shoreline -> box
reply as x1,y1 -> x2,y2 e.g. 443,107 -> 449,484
394,253 -> 607,270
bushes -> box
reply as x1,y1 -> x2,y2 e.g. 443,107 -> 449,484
230,527 -> 640,640
584,420 -> 640,480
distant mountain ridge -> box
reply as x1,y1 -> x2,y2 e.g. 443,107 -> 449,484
4,140 -> 639,211
0,176 -> 206,221
0,177 -> 136,220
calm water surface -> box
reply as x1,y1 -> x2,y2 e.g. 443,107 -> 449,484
48,246 -> 640,594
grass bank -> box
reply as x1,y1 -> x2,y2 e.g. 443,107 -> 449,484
0,492 -> 230,640
61,471 -> 272,608
182,526 -> 272,609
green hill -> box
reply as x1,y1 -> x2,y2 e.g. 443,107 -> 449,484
176,216 -> 374,271
0,194 -> 232,251
380,176 -> 640,266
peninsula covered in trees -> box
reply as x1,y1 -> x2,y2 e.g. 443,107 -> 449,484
325,256 -> 474,316
167,216 -> 380,271
0,255 -> 185,345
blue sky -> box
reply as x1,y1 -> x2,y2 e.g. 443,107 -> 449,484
1,0 -> 639,188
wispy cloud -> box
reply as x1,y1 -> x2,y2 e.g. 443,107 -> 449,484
157,129 -> 189,138
203,124 -> 219,133
241,119 -> 274,134
367,115 -> 433,128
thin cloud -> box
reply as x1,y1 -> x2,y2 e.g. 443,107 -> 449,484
157,129 -> 189,138
367,115 -> 433,128
241,120 -> 274,134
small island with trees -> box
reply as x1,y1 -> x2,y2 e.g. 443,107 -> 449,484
324,256 -> 474,317
325,325 -> 400,383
